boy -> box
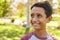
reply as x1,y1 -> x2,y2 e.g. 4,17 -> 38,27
21,1 -> 57,40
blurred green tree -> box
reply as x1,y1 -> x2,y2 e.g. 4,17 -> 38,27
17,3 -> 27,18
0,0 -> 12,17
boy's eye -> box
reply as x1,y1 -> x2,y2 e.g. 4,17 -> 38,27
37,14 -> 42,18
31,13 -> 42,18
31,14 -> 34,18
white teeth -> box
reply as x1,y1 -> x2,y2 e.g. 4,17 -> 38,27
33,24 -> 39,26
33,23 -> 39,25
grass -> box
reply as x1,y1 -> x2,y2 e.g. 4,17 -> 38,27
48,29 -> 60,40
0,23 -> 60,40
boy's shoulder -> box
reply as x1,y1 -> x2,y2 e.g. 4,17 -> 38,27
21,32 -> 33,40
21,32 -> 58,40
48,33 -> 58,40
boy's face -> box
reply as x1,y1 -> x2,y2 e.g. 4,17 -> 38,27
31,7 -> 52,30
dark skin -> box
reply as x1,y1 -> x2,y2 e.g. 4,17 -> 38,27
31,7 -> 52,38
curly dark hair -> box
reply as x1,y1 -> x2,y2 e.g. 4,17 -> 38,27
31,1 -> 52,18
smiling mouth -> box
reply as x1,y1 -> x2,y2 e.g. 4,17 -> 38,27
32,22 -> 40,25
32,23 -> 40,26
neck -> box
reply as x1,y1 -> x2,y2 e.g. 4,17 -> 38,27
34,28 -> 47,38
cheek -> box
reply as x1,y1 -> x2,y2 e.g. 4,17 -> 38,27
38,18 -> 46,23
38,18 -> 43,22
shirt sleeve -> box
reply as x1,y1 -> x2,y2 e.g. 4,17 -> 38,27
52,36 -> 58,40
20,32 -> 33,40
21,35 -> 28,40
21,37 -> 25,40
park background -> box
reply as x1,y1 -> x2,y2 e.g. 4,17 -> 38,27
0,0 -> 60,40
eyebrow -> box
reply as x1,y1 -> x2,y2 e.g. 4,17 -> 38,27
31,13 -> 42,16
30,13 -> 34,16
37,13 -> 42,16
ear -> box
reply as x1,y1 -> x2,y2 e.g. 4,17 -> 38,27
47,16 -> 52,23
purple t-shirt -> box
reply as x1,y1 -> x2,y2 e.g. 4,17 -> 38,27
21,32 -> 57,40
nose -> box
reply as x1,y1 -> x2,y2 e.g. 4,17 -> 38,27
32,17 -> 38,23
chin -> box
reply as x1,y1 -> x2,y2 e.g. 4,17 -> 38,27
34,27 -> 41,30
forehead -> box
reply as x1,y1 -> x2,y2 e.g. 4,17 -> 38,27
31,7 -> 46,15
